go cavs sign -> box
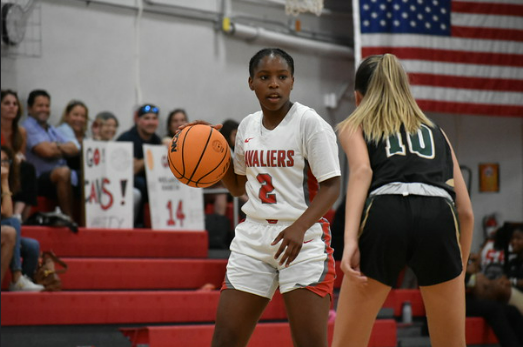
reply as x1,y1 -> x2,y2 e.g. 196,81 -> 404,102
83,140 -> 134,228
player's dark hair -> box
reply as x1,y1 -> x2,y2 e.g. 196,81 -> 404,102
27,89 -> 50,107
249,48 -> 294,78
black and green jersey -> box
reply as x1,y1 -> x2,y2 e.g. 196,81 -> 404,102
366,122 -> 456,200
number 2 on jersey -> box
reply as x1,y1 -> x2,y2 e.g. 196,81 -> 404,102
257,173 -> 277,204
386,124 -> 435,159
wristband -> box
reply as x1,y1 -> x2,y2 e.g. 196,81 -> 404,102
2,191 -> 12,197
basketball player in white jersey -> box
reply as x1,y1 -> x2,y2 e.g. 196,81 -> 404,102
209,48 -> 341,347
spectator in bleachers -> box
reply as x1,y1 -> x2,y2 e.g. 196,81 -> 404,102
91,111 -> 119,141
1,146 -> 43,291
1,90 -> 38,222
1,225 -> 15,284
56,100 -> 89,146
507,225 -> 523,313
219,119 -> 247,218
466,251 -> 523,346
162,108 -> 188,146
469,223 -> 523,314
56,100 -> 89,182
117,104 -> 162,227
22,89 -> 80,219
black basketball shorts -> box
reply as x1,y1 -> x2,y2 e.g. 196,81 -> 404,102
358,194 -> 463,287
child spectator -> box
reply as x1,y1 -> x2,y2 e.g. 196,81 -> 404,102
91,111 -> 119,141
162,108 -> 188,146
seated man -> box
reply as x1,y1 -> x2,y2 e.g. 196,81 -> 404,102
22,90 -> 80,219
117,104 -> 162,227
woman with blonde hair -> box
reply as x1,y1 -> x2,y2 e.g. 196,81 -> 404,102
332,54 -> 473,347
56,100 -> 89,178
57,100 -> 89,146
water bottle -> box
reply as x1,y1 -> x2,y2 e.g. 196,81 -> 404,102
402,300 -> 412,324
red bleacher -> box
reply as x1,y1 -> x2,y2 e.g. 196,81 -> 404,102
120,320 -> 398,347
1,226 -> 498,346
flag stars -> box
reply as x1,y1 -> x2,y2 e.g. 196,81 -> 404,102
359,0 -> 450,36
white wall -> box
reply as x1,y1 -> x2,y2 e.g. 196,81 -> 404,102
2,0 -> 522,252
431,113 -> 523,252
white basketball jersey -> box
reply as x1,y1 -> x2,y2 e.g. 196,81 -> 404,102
234,102 -> 341,221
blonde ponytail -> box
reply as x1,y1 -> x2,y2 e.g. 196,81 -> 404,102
337,54 -> 433,143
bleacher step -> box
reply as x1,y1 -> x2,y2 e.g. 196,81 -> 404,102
1,290 -> 286,326
120,320 -> 398,347
21,226 -> 209,258
2,258 -> 227,291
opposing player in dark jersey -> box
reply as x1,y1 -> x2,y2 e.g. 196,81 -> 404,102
332,54 -> 474,347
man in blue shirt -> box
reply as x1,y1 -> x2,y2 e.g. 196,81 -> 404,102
22,90 -> 80,219
117,104 -> 162,227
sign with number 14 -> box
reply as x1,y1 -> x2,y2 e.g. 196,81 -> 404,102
144,144 -> 205,231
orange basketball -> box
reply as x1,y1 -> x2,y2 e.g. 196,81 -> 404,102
167,124 -> 231,188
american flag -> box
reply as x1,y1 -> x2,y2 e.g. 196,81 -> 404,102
353,0 -> 523,117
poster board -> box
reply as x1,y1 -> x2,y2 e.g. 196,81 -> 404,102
83,140 -> 134,228
144,144 -> 205,230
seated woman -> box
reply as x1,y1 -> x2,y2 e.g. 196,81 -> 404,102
56,100 -> 89,179
1,90 -> 38,222
1,146 -> 43,291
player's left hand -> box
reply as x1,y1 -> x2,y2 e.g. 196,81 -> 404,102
272,225 -> 305,267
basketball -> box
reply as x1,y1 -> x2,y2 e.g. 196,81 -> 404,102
167,124 -> 231,188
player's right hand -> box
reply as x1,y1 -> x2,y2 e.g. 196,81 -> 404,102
340,242 -> 367,283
